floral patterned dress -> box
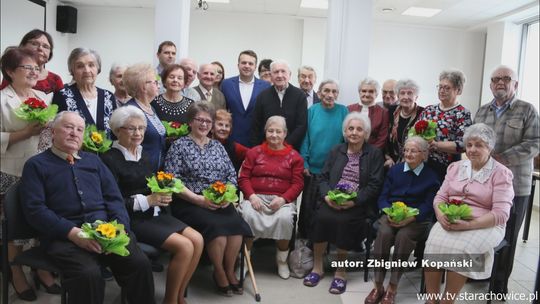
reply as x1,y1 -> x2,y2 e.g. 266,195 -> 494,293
418,103 -> 472,180
164,136 -> 252,242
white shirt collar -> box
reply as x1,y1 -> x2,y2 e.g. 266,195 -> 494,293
403,162 -> 424,176
457,157 -> 495,183
239,76 -> 255,84
112,141 -> 143,162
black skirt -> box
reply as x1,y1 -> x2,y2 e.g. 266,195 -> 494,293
131,212 -> 188,248
310,202 -> 367,250
171,198 -> 252,243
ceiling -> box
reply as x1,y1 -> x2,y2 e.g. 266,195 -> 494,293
62,0 -> 539,29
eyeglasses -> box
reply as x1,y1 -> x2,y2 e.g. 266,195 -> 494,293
121,126 -> 147,134
436,85 -> 453,92
403,149 -> 424,154
145,80 -> 159,86
18,65 -> 41,72
491,76 -> 513,83
382,90 -> 395,95
27,40 -> 51,50
193,117 -> 213,125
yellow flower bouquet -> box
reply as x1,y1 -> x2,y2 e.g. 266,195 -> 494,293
146,171 -> 185,194
382,201 -> 419,222
82,125 -> 112,153
202,181 -> 239,205
78,220 -> 130,256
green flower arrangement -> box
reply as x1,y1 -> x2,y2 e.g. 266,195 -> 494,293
13,97 -> 58,124
162,121 -> 189,137
327,182 -> 357,205
146,171 -> 185,194
202,181 -> 239,205
408,119 -> 437,141
382,201 -> 419,222
78,220 -> 130,256
438,199 -> 472,223
82,125 -> 112,153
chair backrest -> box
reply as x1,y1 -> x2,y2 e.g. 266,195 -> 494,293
3,181 -> 39,241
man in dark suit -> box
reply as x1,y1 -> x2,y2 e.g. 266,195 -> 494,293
221,50 -> 271,147
193,63 -> 226,110
251,60 -> 308,151
298,65 -> 320,108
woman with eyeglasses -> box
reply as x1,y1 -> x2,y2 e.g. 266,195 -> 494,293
165,101 -> 252,297
417,70 -> 472,181
0,29 -> 64,94
123,63 -> 166,171
365,136 -> 440,304
101,106 -> 203,304
52,48 -> 117,139
1,47 -> 60,301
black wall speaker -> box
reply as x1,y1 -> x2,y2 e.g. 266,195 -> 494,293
56,5 -> 77,33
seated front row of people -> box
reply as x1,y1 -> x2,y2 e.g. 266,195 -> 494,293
18,105 -> 514,304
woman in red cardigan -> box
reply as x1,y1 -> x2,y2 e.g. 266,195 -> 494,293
238,115 -> 304,279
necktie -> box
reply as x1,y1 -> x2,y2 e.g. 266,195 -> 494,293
66,154 -> 74,165
206,91 -> 212,102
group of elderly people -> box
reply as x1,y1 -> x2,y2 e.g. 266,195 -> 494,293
0,28 -> 534,304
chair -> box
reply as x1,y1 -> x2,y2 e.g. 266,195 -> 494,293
1,181 -> 66,304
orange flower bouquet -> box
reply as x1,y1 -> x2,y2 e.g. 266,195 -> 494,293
202,181 -> 239,205
146,171 -> 185,194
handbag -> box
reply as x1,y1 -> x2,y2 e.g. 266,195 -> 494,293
288,239 -> 313,278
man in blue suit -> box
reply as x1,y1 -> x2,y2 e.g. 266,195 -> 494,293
221,50 -> 271,147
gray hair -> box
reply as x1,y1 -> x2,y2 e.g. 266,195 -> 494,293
463,123 -> 496,150
109,63 -> 126,83
270,59 -> 291,74
342,112 -> 371,141
404,136 -> 429,161
439,69 -> 466,91
264,115 -> 287,133
491,65 -> 518,81
394,79 -> 420,95
298,65 -> 316,77
51,111 -> 84,129
186,101 -> 216,123
318,79 -> 340,92
68,47 -> 102,76
109,106 -> 147,137
358,77 -> 380,94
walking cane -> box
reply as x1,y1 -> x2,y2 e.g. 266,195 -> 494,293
243,245 -> 261,301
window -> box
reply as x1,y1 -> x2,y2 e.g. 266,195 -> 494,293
518,20 -> 539,112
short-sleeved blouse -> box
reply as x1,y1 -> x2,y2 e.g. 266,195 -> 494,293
418,104 -> 472,169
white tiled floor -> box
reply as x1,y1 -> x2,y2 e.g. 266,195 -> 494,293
4,209 -> 538,303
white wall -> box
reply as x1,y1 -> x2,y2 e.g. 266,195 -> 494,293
67,6 -> 154,89
368,22 -> 486,114
188,10 -> 305,87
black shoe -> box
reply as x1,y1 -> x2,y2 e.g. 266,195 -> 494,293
33,272 -> 62,294
212,274 -> 232,297
11,281 -> 37,301
230,283 -> 243,295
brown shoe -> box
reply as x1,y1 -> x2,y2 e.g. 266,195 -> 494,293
381,290 -> 396,304
364,288 -> 385,304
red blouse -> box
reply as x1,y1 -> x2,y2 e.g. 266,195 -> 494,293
239,142 -> 304,202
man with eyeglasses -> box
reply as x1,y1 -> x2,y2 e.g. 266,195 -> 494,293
376,79 -> 398,110
474,65 -> 539,295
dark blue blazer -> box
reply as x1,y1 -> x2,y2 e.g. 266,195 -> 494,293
126,99 -> 165,172
52,84 -> 117,138
221,76 -> 271,147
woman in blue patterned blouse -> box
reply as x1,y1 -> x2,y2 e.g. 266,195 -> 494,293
165,101 -> 252,297
52,48 -> 116,138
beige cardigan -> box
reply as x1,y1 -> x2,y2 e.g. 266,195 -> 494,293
1,85 -> 51,177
